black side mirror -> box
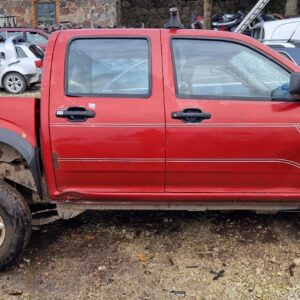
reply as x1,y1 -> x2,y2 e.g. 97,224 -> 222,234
289,72 -> 300,95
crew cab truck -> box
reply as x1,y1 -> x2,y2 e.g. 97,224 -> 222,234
1,28 -> 300,268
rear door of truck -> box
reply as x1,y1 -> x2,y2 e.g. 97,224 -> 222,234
162,29 -> 300,196
49,29 -> 165,194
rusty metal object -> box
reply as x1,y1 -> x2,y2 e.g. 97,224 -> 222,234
52,152 -> 58,170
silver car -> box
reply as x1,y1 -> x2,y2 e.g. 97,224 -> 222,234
0,35 -> 42,93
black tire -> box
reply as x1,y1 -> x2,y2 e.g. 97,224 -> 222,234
3,72 -> 26,94
0,181 -> 32,270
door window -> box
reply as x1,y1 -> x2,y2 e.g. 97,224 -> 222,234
66,38 -> 150,97
172,39 -> 291,100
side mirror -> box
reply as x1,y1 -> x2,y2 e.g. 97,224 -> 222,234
289,72 -> 300,95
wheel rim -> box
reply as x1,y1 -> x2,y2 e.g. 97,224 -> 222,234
6,76 -> 23,93
0,216 -> 5,247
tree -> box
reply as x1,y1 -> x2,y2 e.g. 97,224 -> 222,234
285,0 -> 299,16
204,0 -> 213,29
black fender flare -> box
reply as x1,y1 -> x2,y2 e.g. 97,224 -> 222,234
0,128 -> 43,198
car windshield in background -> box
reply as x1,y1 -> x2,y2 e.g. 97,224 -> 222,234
172,39 -> 290,100
26,32 -> 48,44
67,38 -> 150,96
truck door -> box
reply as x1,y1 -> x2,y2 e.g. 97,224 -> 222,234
49,30 -> 165,194
162,30 -> 300,195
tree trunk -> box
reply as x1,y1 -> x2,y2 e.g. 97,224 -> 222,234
204,0 -> 213,29
285,0 -> 299,16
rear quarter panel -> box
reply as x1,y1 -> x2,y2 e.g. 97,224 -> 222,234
0,97 -> 37,147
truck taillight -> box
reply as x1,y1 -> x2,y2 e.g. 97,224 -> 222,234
35,60 -> 43,68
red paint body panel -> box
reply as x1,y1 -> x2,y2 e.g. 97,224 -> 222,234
4,28 -> 300,204
40,31 -> 61,196
47,29 -> 165,193
161,30 -> 300,194
0,97 -> 37,146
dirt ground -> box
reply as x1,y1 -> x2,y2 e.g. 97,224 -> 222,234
0,86 -> 40,98
0,210 -> 299,300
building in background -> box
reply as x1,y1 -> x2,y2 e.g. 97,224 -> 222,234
0,0 -> 120,28
0,0 -> 287,29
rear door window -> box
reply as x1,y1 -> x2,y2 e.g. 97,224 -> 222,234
66,38 -> 150,97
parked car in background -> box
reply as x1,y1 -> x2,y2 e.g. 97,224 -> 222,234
252,17 -> 300,41
0,28 -> 49,51
265,41 -> 300,65
253,18 -> 300,66
0,35 -> 42,93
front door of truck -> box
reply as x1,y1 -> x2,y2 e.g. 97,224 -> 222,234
162,30 -> 300,195
49,30 -> 165,194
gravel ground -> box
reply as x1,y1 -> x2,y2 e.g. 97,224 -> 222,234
0,210 -> 299,300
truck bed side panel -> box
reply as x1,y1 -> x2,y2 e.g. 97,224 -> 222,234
0,97 -> 37,146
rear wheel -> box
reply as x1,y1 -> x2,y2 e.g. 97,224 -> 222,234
0,181 -> 31,270
3,72 -> 26,94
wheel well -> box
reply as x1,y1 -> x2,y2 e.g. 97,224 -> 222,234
0,142 -> 41,203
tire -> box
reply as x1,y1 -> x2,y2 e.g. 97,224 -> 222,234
3,72 -> 26,94
0,181 -> 32,270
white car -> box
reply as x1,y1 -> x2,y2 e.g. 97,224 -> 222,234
251,17 -> 300,41
0,35 -> 43,93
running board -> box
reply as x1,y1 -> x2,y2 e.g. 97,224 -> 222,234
55,201 -> 300,219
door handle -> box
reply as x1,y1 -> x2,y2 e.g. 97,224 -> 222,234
56,107 -> 96,122
171,108 -> 211,123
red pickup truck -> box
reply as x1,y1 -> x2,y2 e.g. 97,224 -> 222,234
0,28 -> 300,268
